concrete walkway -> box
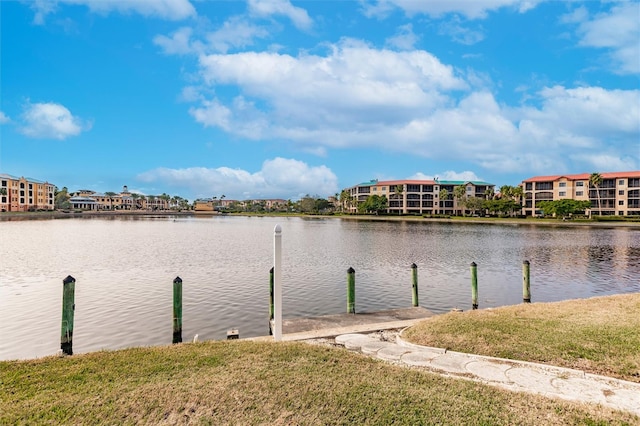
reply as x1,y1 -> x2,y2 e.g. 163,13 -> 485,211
332,332 -> 640,416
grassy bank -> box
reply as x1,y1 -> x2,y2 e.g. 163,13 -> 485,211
2,296 -> 639,424
2,340 -> 638,425
404,293 -> 640,383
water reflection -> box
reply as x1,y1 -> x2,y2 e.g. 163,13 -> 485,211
1,216 -> 638,361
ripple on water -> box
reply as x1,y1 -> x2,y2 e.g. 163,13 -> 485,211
1,216 -> 639,360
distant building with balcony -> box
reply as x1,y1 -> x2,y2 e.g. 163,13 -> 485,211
520,171 -> 640,216
344,179 -> 495,215
69,186 -> 170,211
0,173 -> 55,212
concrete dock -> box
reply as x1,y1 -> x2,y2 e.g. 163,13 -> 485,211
257,306 -> 435,341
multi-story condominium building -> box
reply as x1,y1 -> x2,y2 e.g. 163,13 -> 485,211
521,171 -> 640,217
344,179 -> 495,215
69,186 -> 171,211
0,173 -> 55,212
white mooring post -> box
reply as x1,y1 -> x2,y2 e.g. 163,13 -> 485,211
273,224 -> 283,341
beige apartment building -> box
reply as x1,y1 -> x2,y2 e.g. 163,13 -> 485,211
521,171 -> 640,217
70,186 -> 171,211
345,179 -> 495,215
0,173 -> 55,212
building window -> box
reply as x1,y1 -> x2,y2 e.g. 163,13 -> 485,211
619,200 -> 624,205
619,180 -> 625,186
619,190 -> 624,195
559,191 -> 566,196
576,182 -> 584,187
576,191 -> 583,196
559,182 -> 566,187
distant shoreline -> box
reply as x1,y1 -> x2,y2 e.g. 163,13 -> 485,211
1,210 -> 639,228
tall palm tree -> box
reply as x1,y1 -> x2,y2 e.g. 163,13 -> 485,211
453,185 -> 466,216
394,184 -> 404,215
439,188 -> 449,214
105,191 -> 116,210
484,188 -> 494,200
589,172 -> 603,217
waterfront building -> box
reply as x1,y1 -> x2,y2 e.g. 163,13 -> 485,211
68,186 -> 171,211
344,179 -> 495,215
0,173 -> 55,212
194,198 -> 216,211
520,171 -> 640,217
69,196 -> 100,210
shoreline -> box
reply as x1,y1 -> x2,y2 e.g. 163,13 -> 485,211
1,209 -> 639,228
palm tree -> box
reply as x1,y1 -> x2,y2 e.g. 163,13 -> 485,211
105,191 -> 116,210
394,184 -> 404,215
589,172 -> 603,217
499,185 -> 513,200
453,185 -> 466,216
439,189 -> 449,214
484,187 -> 494,200
130,193 -> 140,210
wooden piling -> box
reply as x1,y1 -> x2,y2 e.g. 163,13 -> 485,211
470,262 -> 478,310
173,276 -> 183,344
522,260 -> 531,303
347,267 -> 356,314
411,263 -> 419,307
61,275 -> 76,355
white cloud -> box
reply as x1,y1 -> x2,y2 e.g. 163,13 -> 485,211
519,86 -> 640,140
19,102 -> 91,140
385,24 -> 419,50
137,157 -> 338,199
32,0 -> 196,24
439,171 -> 482,181
194,39 -> 466,141
361,0 -> 543,20
205,16 -> 270,53
184,35 -> 638,176
0,111 -> 10,124
570,153 -> 638,172
571,2 -> 640,74
154,18 -> 271,56
438,17 -> 485,45
154,27 -> 198,55
248,0 -> 313,31
409,171 -> 481,181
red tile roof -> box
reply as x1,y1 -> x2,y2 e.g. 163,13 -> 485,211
522,171 -> 640,183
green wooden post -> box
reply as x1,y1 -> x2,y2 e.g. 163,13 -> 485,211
470,262 -> 478,310
411,263 -> 419,307
347,267 -> 355,314
173,276 -> 183,344
61,275 -> 76,355
523,260 -> 531,303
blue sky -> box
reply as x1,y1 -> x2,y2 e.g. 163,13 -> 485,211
1,0 -> 639,201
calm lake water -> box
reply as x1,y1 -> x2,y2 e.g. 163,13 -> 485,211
1,216 -> 639,361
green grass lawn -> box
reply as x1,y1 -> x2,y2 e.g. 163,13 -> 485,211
404,293 -> 640,383
2,294 -> 639,424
